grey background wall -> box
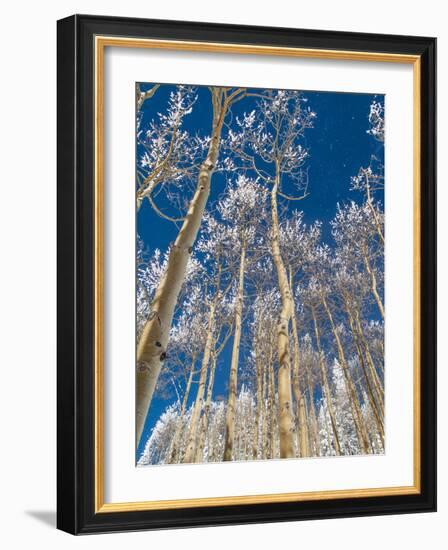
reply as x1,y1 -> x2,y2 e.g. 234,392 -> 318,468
0,1 -> 443,547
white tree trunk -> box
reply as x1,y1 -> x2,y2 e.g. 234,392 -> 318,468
136,89 -> 228,445
321,295 -> 371,454
195,350 -> 217,462
168,356 -> 195,463
363,248 -> 385,320
366,183 -> 385,245
306,364 -> 321,456
354,309 -> 384,405
182,302 -> 215,463
311,306 -> 341,455
253,348 -> 262,460
289,268 -> 310,458
223,245 -> 246,461
270,172 -> 295,458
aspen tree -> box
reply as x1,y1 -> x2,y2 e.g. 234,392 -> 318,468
182,299 -> 216,463
290,292 -> 310,458
225,90 -> 316,458
346,310 -> 385,443
353,310 -> 384,402
168,357 -> 195,463
195,323 -> 233,462
280,215 -> 321,456
302,337 -> 321,456
136,87 -> 246,445
334,266 -> 385,423
352,100 -> 385,244
310,305 -> 341,455
332,202 -> 384,321
320,292 -> 371,454
195,350 -> 217,462
331,205 -> 385,404
223,245 -> 246,461
305,244 -> 372,454
252,331 -> 263,459
220,178 -> 268,461
183,209 -> 237,462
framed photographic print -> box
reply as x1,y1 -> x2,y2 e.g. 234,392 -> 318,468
57,14 -> 436,534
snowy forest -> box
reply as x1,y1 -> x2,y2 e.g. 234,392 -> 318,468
135,83 -> 385,466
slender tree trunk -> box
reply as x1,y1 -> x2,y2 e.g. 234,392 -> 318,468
224,245 -> 247,461
354,309 -> 384,404
183,302 -> 215,463
362,247 -> 385,320
311,306 -> 341,455
208,407 -> 219,463
352,312 -> 384,417
136,89 -> 229,446
321,295 -> 371,454
242,402 -> 249,460
253,367 -> 262,460
345,307 -> 385,444
351,361 -> 376,452
303,395 -> 311,456
366,183 -> 385,245
236,409 -> 242,460
321,399 -> 334,456
195,349 -> 217,462
267,358 -> 276,459
261,354 -> 268,459
253,325 -> 263,460
168,355 -> 195,463
306,366 -> 321,457
289,267 -> 310,458
270,170 -> 295,458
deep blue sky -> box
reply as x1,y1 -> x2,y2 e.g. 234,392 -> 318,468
136,84 -> 384,459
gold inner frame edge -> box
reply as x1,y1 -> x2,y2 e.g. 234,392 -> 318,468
94,35 -> 421,513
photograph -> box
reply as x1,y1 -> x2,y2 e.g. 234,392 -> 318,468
54,13 -> 436,534
135,83 -> 386,466
0,0 -> 442,544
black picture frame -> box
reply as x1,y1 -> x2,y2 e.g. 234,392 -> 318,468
57,14 -> 436,535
